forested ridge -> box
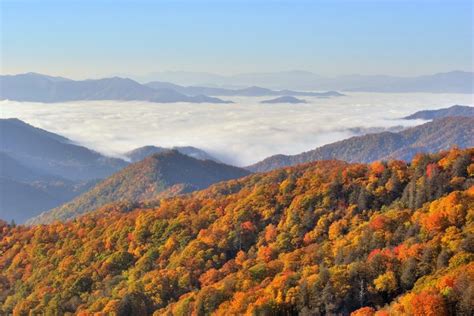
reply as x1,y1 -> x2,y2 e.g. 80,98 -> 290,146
247,116 -> 474,172
1,148 -> 473,315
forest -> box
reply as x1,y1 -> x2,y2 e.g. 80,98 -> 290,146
0,147 -> 473,315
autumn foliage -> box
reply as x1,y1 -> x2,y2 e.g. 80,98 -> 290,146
0,148 -> 473,315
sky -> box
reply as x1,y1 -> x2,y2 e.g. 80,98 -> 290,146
1,0 -> 473,79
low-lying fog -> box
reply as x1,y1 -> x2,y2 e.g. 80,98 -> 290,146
1,93 -> 472,166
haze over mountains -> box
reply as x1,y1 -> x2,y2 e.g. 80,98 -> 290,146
133,70 -> 474,93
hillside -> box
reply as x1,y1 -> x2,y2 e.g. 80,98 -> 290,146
0,118 -> 127,180
248,116 -> 474,172
0,73 -> 231,104
403,105 -> 474,120
27,151 -> 250,224
1,148 -> 473,315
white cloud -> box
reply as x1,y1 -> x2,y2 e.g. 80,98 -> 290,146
1,92 -> 472,166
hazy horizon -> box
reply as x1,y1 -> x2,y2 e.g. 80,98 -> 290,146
2,69 -> 474,82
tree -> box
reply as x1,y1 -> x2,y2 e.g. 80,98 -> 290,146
116,292 -> 152,316
452,154 -> 470,177
410,291 -> 447,316
351,306 -> 375,316
357,188 -> 369,211
374,271 -> 397,294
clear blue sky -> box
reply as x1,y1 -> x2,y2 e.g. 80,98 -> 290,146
1,0 -> 472,79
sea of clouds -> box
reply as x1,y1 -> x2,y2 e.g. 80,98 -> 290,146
1,92 -> 472,166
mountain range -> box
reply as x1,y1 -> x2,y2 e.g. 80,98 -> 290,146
0,73 -> 231,104
0,73 -> 344,104
132,70 -> 474,93
27,151 -> 250,224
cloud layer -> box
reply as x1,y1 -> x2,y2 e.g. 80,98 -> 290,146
1,93 -> 472,166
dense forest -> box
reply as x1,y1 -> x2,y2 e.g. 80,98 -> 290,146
1,147 -> 473,315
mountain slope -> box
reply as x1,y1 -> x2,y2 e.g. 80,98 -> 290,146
1,148 -> 473,315
0,118 -> 127,180
0,73 -> 231,103
125,146 -> 218,162
28,151 -> 250,224
248,116 -> 474,172
0,152 -> 47,182
403,104 -> 474,120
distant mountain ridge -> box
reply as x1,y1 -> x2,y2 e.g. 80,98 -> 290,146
27,151 -> 250,224
247,116 -> 474,172
135,70 -> 474,93
145,81 -> 343,97
0,73 -> 231,103
403,105 -> 474,120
